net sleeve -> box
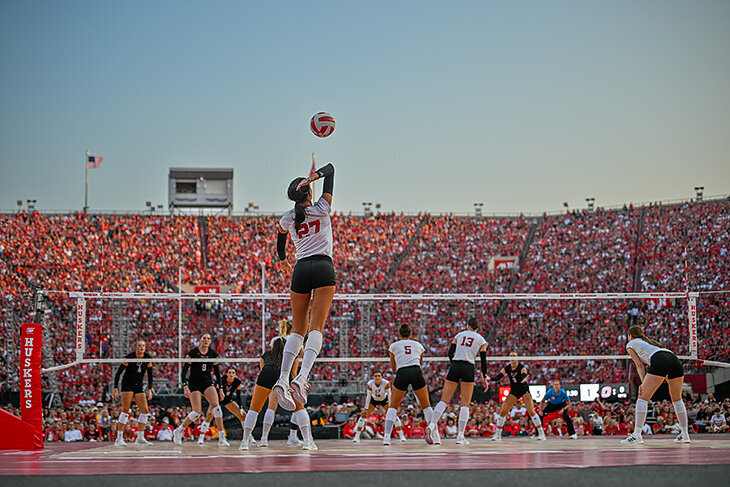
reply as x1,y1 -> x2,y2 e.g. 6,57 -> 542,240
113,364 -> 125,389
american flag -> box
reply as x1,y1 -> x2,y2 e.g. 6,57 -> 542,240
87,155 -> 103,168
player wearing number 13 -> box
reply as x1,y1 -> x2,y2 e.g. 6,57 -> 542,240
273,163 -> 336,411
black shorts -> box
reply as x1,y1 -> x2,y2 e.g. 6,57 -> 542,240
507,383 -> 530,398
121,381 -> 144,394
220,396 -> 235,407
647,351 -> 683,379
445,360 -> 475,383
291,255 -> 335,294
188,380 -> 215,394
393,365 -> 426,392
256,365 -> 279,389
371,398 -> 389,407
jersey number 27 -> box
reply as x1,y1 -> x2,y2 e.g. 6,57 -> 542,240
297,220 -> 321,239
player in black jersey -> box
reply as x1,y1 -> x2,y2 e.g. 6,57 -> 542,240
173,333 -> 229,446
487,352 -> 545,441
195,367 -> 247,445
240,326 -> 315,451
112,339 -> 154,446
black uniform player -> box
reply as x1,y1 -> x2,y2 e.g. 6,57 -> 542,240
196,368 -> 248,445
241,329 -> 315,451
172,333 -> 229,446
487,352 -> 545,441
112,339 -> 153,446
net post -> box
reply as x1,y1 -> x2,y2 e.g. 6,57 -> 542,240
178,267 -> 183,386
687,292 -> 698,359
261,262 -> 266,355
75,298 -> 86,362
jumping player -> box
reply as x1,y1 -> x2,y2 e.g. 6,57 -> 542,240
112,339 -> 154,446
426,318 -> 489,445
621,325 -> 690,445
488,352 -> 546,441
383,324 -> 434,446
241,323 -> 316,451
196,367 -> 247,445
173,333 -> 229,446
353,372 -> 406,443
273,163 -> 336,411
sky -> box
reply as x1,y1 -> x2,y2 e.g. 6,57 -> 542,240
0,0 -> 728,216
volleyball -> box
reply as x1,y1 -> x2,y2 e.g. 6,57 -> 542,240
310,112 -> 336,138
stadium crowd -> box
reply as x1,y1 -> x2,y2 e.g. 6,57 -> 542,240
0,198 -> 728,403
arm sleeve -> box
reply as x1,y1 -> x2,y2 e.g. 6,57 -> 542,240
491,370 -> 504,382
447,343 -> 456,361
364,389 -> 372,409
480,351 -> 487,375
276,231 -> 287,261
146,365 -> 153,390
316,163 -> 334,195
181,362 -> 190,386
114,364 -> 125,389
235,386 -> 242,405
213,364 -> 222,387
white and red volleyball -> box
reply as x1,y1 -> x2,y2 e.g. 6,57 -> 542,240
310,112 -> 336,138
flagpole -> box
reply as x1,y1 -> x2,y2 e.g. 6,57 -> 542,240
311,152 -> 316,200
84,149 -> 89,214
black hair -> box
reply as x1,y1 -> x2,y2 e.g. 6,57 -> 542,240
288,178 -> 311,228
398,323 -> 411,338
467,317 -> 479,330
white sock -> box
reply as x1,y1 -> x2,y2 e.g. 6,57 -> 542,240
261,409 -> 275,440
672,400 -> 689,436
279,333 -> 304,381
431,401 -> 447,427
395,415 -> 405,438
136,414 -> 148,439
354,417 -> 365,438
298,330 -> 323,381
458,406 -> 469,437
199,420 -> 210,434
118,412 -> 129,439
634,399 -> 648,436
295,410 -> 312,442
531,414 -> 544,434
243,410 -> 258,442
495,415 -> 506,437
423,406 -> 434,424
384,408 -> 397,438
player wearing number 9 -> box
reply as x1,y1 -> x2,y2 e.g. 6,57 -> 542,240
272,163 -> 336,412
425,318 -> 488,445
172,333 -> 229,446
383,324 -> 434,446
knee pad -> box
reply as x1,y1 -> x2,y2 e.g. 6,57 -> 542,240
187,411 -> 201,422
118,412 -> 129,424
213,406 -> 223,418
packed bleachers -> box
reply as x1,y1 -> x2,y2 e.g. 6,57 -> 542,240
0,198 -> 728,404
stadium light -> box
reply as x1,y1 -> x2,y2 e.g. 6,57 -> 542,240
27,199 -> 37,210
16,200 -> 22,211
585,197 -> 595,211
694,186 -> 704,202
362,202 -> 373,217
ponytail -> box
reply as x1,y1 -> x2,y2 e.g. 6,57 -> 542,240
288,177 -> 310,228
628,325 -> 663,348
271,336 -> 285,369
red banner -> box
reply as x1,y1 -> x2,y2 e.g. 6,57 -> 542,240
0,323 -> 44,449
194,286 -> 220,293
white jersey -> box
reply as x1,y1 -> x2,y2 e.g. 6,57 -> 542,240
626,338 -> 672,366
279,196 -> 333,260
389,339 -> 424,370
452,330 -> 487,364
367,379 -> 390,401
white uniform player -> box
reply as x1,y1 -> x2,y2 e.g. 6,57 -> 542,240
279,196 -> 333,260
352,373 -> 405,443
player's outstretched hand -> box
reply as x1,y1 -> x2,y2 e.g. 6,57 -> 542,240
278,259 -> 293,273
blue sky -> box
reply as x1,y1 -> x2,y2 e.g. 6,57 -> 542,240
1,0 -> 728,215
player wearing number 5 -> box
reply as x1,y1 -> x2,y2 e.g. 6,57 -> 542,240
173,333 -> 229,446
425,318 -> 488,445
383,324 -> 434,446
273,163 -> 336,411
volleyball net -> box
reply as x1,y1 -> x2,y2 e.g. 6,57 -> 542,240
33,290 -> 729,398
